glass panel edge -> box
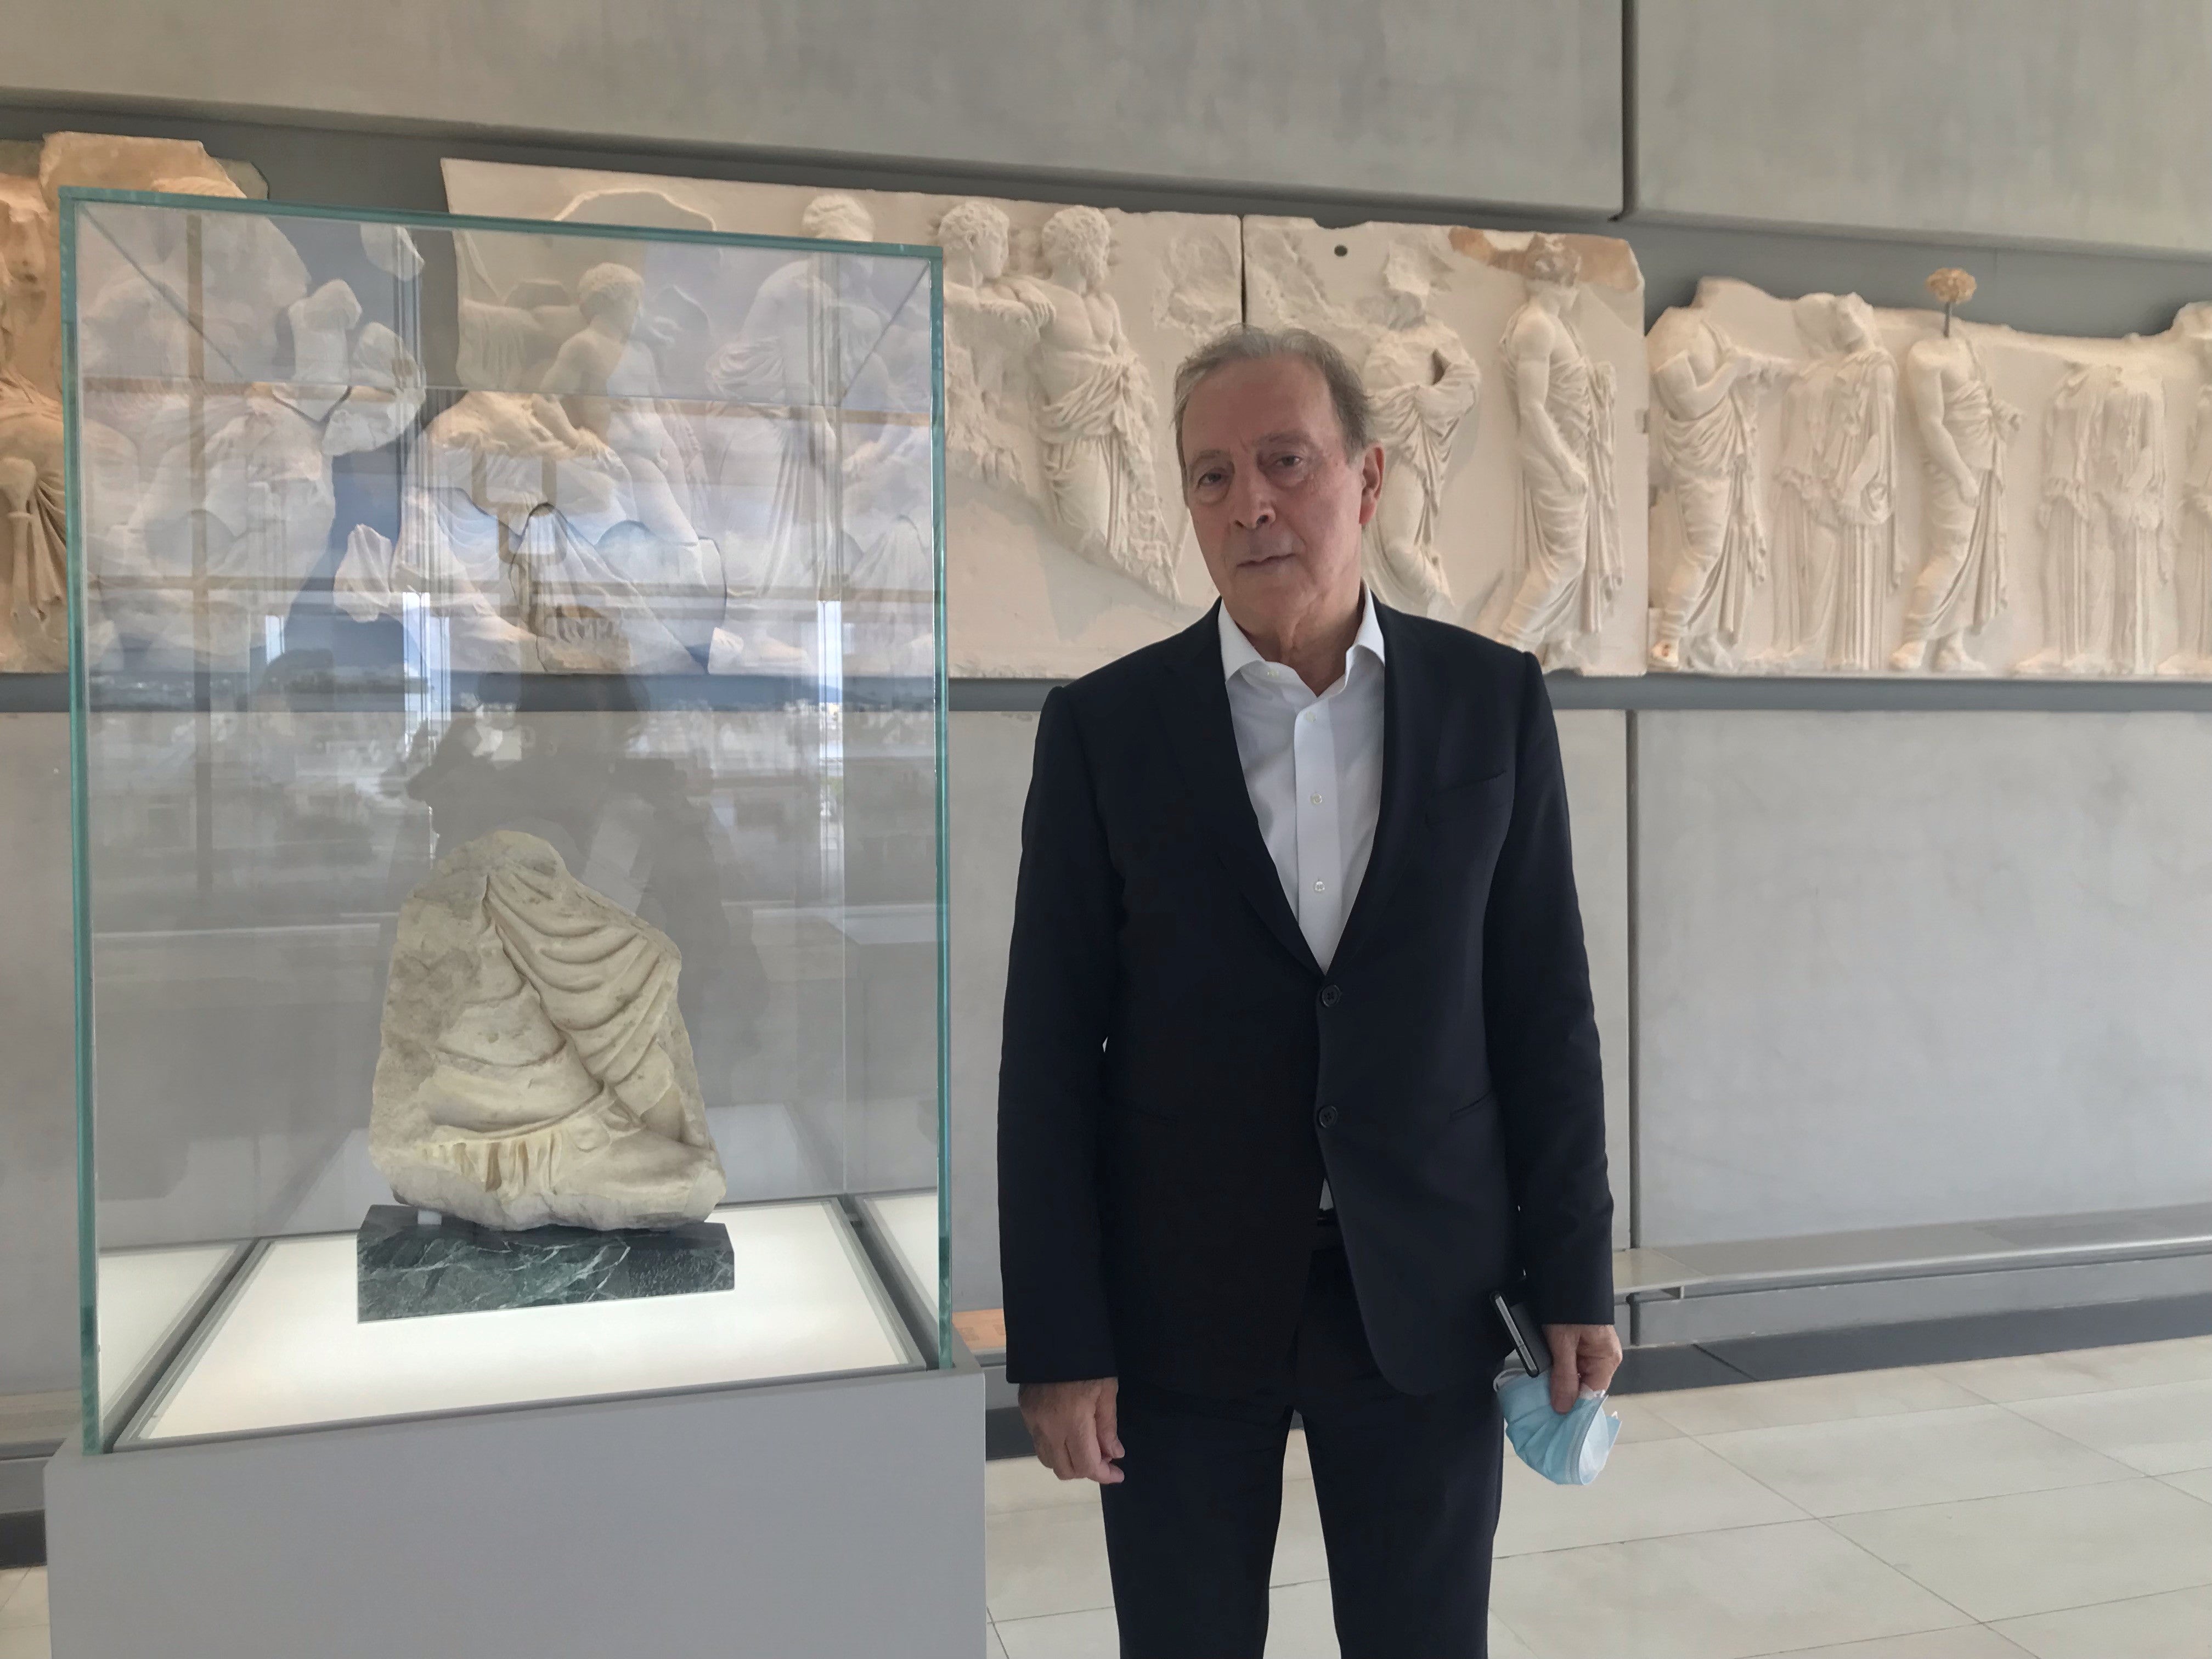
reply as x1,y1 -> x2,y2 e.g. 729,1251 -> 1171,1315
61,190 -> 102,1454
931,260 -> 953,1370
55,186 -> 951,263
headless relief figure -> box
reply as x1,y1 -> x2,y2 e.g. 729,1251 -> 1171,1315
1762,294 -> 1897,673
1646,311 -> 1788,671
1484,234 -> 1621,668
371,830 -> 726,1232
1359,242 -> 1480,616
1893,272 -> 2020,674
2163,319 -> 2212,675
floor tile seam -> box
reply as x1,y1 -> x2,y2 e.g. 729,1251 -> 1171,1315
1658,1402 -> 1978,1438
1682,1395 -> 2102,1450
1651,1432 -> 1827,1525
2155,1470 -> 2212,1506
1776,1462 -> 2151,1520
986,1504 -> 1097,1531
1997,1375 -> 2212,1420
1820,1500 -> 2212,1628
1646,1379 -> 2000,1437
1808,1462 -> 2182,1527
987,1590 -> 1118,1624
1737,1624 -> 2034,1659
1484,1601 -> 1539,1655
1733,1621 -> 2024,1659
1802,1509 -> 1988,1634
1988,1396 -> 2212,1479
985,1470 -> 1317,1519
1691,1414 -> 2149,1514
1984,1576 -> 2212,1630
1490,1511 -> 1844,1563
1940,1363 -> 2212,1411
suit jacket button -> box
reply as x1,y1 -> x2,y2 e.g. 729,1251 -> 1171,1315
1316,1105 -> 1340,1128
1319,984 -> 1341,1008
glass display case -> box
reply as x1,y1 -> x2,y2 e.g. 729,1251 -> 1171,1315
62,190 -> 947,1452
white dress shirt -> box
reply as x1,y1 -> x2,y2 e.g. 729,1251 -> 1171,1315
1217,591 -> 1388,973
1221,592 -> 1386,1212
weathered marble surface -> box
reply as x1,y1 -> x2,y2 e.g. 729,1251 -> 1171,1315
355,1204 -> 735,1321
1242,219 -> 1650,675
370,828 -> 727,1232
1649,278 -> 2212,678
2,133 -> 271,672
441,159 -> 1240,678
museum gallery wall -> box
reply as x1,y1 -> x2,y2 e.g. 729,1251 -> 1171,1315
12,130 -> 2212,680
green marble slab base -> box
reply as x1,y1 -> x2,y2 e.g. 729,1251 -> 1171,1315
356,1205 -> 735,1322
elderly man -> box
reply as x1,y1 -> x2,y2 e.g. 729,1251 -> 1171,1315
998,326 -> 1618,1658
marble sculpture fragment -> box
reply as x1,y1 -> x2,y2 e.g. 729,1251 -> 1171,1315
370,830 -> 727,1232
1481,234 -> 1627,670
1244,218 -> 1649,675
1647,274 -> 2212,678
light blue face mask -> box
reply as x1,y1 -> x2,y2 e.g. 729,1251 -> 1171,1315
1494,1367 -> 1621,1486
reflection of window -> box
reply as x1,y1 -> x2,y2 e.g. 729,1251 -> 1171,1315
816,598 -> 845,893
400,592 -> 452,737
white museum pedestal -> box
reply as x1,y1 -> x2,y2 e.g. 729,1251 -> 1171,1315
44,1351 -> 984,1658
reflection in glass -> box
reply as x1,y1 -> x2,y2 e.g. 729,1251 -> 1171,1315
66,192 -> 945,1450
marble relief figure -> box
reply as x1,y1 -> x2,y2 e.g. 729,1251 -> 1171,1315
442,159 -> 1253,676
104,281 -> 424,667
1483,234 -> 1622,670
706,191 -> 935,675
3,137 -> 275,669
2163,308 -> 2212,676
1892,270 -> 2021,674
1646,308 -> 1788,671
1242,217 -> 1649,674
342,235 -> 719,674
0,198 -> 64,670
1763,293 -> 1897,673
1359,240 -> 1482,616
2100,368 -> 2170,678
2022,364 -> 2118,675
2020,364 -> 2168,677
938,198 -> 1046,495
1016,206 -> 1182,603
371,829 -> 727,1233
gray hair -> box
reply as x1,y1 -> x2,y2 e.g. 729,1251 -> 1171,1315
1171,326 -> 1373,465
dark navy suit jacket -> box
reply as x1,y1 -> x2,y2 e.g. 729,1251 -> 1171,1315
997,600 -> 1613,1398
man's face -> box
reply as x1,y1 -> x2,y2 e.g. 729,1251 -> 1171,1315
1179,356 -> 1381,629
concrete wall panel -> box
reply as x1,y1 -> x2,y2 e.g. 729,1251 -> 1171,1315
1639,0 -> 2212,253
1636,709 -> 2212,1249
5,0 -> 1623,212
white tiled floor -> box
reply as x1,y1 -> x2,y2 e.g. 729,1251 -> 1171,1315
0,1568 -> 47,1659
12,1333 -> 2211,1658
985,1332 -> 2212,1657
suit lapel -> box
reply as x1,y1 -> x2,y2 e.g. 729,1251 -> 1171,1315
1332,601 -> 1434,971
1152,606 -> 1322,977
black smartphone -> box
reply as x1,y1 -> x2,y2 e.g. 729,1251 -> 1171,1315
1492,1294 -> 1547,1378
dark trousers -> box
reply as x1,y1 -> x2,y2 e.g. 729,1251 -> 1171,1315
1099,1221 -> 1506,1659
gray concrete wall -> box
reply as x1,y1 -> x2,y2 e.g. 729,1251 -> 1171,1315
0,716 -> 77,1397
1639,0 -> 2212,253
2,0 -> 1623,211
1635,710 -> 2212,1250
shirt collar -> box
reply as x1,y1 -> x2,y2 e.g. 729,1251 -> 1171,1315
1218,589 -> 1387,685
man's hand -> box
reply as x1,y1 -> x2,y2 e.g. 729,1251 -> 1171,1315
1542,1323 -> 1623,1414
1019,1378 -> 1125,1484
